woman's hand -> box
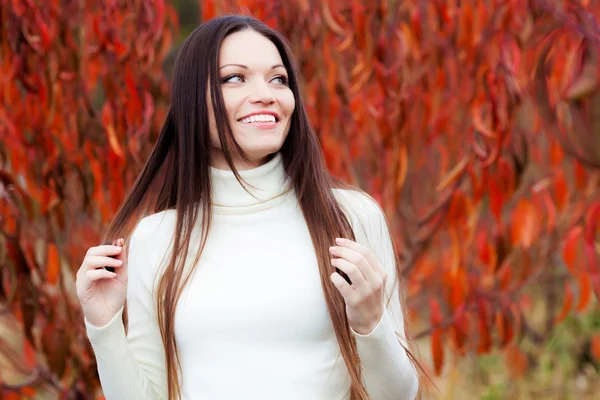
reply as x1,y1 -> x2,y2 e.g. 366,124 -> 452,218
329,238 -> 388,335
76,238 -> 128,327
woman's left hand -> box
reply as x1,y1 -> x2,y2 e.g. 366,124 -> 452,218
329,237 -> 388,335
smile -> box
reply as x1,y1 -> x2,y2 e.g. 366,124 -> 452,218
238,114 -> 279,124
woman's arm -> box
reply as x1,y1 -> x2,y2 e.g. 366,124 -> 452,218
85,216 -> 169,400
335,190 -> 419,400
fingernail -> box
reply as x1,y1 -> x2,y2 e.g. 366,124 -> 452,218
329,246 -> 336,252
117,259 -> 123,265
335,238 -> 343,244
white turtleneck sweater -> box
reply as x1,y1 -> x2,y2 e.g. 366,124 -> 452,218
85,153 -> 418,400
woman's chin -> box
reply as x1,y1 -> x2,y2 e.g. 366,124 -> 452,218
239,139 -> 285,160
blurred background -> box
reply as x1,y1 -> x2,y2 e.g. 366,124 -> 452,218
1,0 -> 600,399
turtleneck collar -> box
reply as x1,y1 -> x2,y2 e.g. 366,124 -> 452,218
209,153 -> 292,214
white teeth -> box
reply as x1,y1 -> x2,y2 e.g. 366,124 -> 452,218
239,114 -> 277,124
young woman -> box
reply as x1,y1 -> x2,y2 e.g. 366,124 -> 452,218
76,15 -> 420,400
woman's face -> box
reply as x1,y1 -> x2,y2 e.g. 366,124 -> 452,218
208,29 -> 296,170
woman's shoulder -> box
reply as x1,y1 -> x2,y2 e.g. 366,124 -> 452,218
129,209 -> 178,247
332,187 -> 385,222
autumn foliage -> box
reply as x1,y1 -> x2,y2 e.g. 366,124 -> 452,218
2,0 -> 600,397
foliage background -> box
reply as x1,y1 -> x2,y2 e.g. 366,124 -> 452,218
1,0 -> 600,399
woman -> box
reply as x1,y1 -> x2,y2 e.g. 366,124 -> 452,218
76,15 -> 420,400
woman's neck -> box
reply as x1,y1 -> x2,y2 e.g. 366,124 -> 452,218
209,152 -> 291,214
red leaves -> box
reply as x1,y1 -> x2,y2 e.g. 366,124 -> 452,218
2,0 -> 600,394
1,0 -> 177,395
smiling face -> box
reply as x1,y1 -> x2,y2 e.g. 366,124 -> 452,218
208,29 -> 296,170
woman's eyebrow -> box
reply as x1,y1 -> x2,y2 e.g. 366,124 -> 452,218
219,63 -> 285,70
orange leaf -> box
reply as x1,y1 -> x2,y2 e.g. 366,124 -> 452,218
496,261 -> 513,291
563,226 -> 582,275
477,302 -> 492,354
583,203 -> 600,300
553,170 -> 568,212
489,177 -> 503,220
504,345 -> 528,378
451,309 -> 469,353
565,43 -> 598,99
396,144 -> 408,192
591,334 -> 600,362
555,281 -> 573,325
46,243 -> 60,285
496,308 -> 514,347
23,338 -> 37,370
574,160 -> 587,190
429,298 -> 443,325
431,329 -> 444,376
102,103 -> 124,158
436,155 -> 469,192
510,199 -> 542,249
549,139 -> 564,165
575,273 -> 592,313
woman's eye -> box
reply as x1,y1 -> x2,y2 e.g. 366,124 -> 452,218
271,75 -> 288,85
222,74 -> 244,83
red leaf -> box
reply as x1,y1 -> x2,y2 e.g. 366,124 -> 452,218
555,281 -> 573,325
489,177 -> 503,220
496,308 -> 514,347
429,298 -> 443,325
575,273 -> 592,313
510,199 -> 542,249
477,302 -> 492,353
583,203 -> 600,299
591,334 -> 600,362
549,139 -> 564,165
574,160 -> 587,190
23,338 -> 37,370
436,155 -> 469,192
102,103 -> 124,158
553,170 -> 568,212
504,345 -> 528,378
46,243 -> 60,285
431,329 -> 444,376
562,225 -> 582,276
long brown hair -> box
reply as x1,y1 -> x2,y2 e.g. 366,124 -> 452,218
104,15 -> 423,400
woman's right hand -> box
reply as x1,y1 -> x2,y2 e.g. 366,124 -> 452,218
76,238 -> 128,327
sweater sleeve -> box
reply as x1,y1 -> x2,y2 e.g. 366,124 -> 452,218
337,190 -> 419,400
84,214 -> 171,400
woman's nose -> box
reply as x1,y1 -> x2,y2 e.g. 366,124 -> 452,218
248,82 -> 276,104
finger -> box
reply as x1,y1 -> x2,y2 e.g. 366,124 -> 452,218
86,245 -> 123,258
331,257 -> 368,291
115,243 -> 127,265
330,272 -> 357,304
329,245 -> 379,283
83,256 -> 124,270
335,238 -> 387,277
86,268 -> 117,282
